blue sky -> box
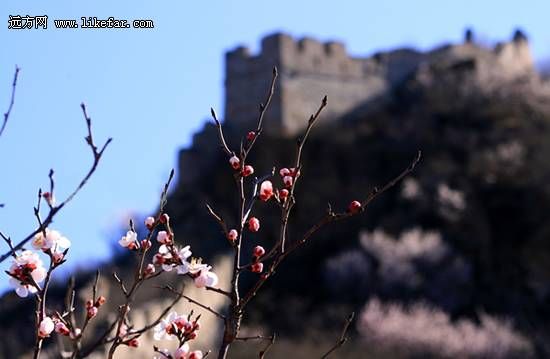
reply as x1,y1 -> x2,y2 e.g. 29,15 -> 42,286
1,0 -> 549,290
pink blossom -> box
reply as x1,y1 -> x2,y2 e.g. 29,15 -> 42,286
32,228 -> 71,252
145,216 -> 155,229
194,269 -> 219,288
174,343 -> 190,359
279,188 -> 289,200
8,250 -> 47,297
118,230 -> 137,248
157,230 -> 171,244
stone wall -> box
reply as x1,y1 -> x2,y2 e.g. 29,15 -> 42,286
224,30 -> 534,136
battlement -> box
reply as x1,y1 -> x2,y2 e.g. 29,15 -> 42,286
225,30 -> 533,135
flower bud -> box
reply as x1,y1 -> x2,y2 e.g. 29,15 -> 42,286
279,168 -> 290,177
229,155 -> 240,170
242,165 -> 254,177
279,189 -> 289,200
38,317 -> 55,338
253,245 -> 265,258
227,229 -> 238,242
348,200 -> 362,214
70,328 -> 82,339
174,344 -> 190,359
42,192 -> 56,207
53,252 -> 64,264
95,296 -> 107,307
259,181 -> 274,202
246,131 -> 256,141
283,176 -> 293,188
248,217 -> 260,232
144,216 -> 155,229
86,299 -> 94,308
127,338 -> 140,347
251,262 -> 264,273
160,213 -> 170,224
157,231 -> 171,244
189,351 -> 204,359
141,239 -> 152,250
144,263 -> 156,277
55,322 -> 70,336
86,305 -> 98,319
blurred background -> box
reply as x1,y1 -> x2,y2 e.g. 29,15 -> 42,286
1,0 -> 550,358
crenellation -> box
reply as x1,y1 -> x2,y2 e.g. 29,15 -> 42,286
225,31 -> 535,136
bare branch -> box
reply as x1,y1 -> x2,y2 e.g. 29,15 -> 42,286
206,203 -> 229,239
210,108 -> 233,156
0,104 -> 112,263
159,285 -> 226,320
1,66 -> 20,138
259,333 -> 276,359
320,312 -> 355,358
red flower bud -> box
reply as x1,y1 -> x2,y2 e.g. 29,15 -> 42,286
251,262 -> 264,273
141,239 -> 152,250
279,189 -> 289,200
247,131 -> 256,141
242,165 -> 254,177
253,245 -> 265,258
279,168 -> 290,177
283,176 -> 293,188
348,200 -> 362,214
95,296 -> 106,307
127,338 -> 140,347
248,217 -> 260,232
229,155 -> 240,170
86,306 -> 98,319
227,229 -> 238,242
160,213 -> 170,224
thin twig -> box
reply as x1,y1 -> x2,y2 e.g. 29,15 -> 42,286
1,66 -> 20,138
160,285 -> 226,320
0,103 -> 112,263
236,335 -> 273,341
320,312 -> 355,358
206,203 -> 229,238
210,108 -> 233,156
259,333 -> 276,359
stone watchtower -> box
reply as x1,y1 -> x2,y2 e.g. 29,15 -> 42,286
224,33 -> 414,135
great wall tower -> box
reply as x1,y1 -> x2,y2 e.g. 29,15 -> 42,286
224,30 -> 534,135
177,30 -> 538,187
